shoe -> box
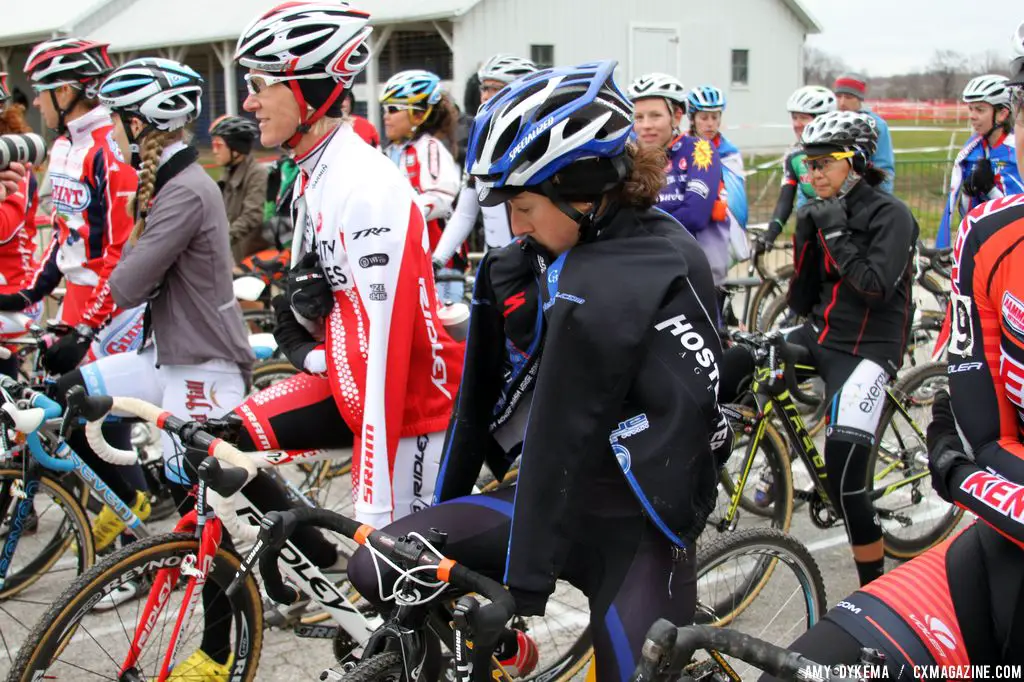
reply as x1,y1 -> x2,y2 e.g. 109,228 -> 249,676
753,469 -> 775,508
93,490 -> 151,552
162,649 -> 234,681
496,628 -> 539,678
95,577 -> 146,611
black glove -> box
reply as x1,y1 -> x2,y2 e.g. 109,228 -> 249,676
42,326 -> 94,376
964,158 -> 996,197
926,390 -> 975,502
271,294 -> 319,371
509,586 -> 549,617
805,197 -> 848,234
0,291 -> 31,312
287,251 -> 333,321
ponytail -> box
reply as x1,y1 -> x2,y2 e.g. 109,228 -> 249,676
128,129 -> 180,243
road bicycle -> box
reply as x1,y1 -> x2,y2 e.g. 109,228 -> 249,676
714,330 -> 960,560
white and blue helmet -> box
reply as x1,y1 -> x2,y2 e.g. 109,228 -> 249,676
380,70 -> 443,107
687,85 -> 726,112
99,58 -> 203,131
466,60 -> 633,206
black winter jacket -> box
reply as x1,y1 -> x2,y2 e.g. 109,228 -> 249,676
788,180 -> 918,375
433,205 -> 732,602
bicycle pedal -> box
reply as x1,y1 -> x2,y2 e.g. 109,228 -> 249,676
295,623 -> 340,639
320,669 -> 345,681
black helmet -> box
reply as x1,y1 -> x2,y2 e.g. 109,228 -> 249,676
801,110 -> 878,160
210,115 -> 260,154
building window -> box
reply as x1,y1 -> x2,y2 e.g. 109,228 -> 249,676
731,49 -> 749,86
531,44 -> 554,69
378,31 -> 453,80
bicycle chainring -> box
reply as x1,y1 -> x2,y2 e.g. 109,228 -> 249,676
810,497 -> 840,529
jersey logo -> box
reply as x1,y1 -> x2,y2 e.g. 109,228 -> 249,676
50,174 -> 92,213
948,293 -> 974,358
691,139 -> 713,171
1002,291 -> 1024,345
999,346 -> 1024,412
427,139 -> 440,180
609,413 -> 650,474
503,291 -> 526,317
677,156 -> 688,171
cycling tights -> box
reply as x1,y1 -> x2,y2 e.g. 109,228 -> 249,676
785,324 -> 888,559
348,485 -> 697,682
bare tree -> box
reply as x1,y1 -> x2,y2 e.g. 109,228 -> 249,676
972,50 -> 1010,76
803,46 -> 848,87
929,49 -> 968,99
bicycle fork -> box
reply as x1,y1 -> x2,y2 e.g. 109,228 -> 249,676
0,458 -> 39,590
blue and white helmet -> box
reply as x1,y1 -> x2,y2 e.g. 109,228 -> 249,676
379,70 -> 443,107
687,85 -> 726,112
99,58 -> 203,131
466,60 -> 633,205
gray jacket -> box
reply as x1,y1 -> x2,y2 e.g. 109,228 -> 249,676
110,158 -> 255,375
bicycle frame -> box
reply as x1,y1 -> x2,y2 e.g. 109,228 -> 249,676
119,481 -> 380,681
721,364 -> 933,528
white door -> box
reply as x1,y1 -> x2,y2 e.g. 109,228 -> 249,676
629,23 -> 681,81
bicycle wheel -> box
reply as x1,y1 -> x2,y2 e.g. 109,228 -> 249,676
694,528 -> 827,678
243,307 -> 275,333
7,532 -> 264,682
712,405 -> 793,531
0,469 -> 94,671
870,362 -> 962,559
746,263 -> 793,332
338,651 -> 404,681
250,359 -> 298,393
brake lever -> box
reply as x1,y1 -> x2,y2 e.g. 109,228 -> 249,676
225,510 -> 296,598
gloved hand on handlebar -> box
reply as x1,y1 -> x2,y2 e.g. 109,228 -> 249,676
42,324 -> 95,376
509,586 -> 549,617
0,291 -> 31,312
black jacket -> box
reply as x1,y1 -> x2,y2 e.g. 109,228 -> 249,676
434,205 -> 731,602
788,180 -> 918,375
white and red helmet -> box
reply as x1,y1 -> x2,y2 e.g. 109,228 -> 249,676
24,38 -> 113,90
234,1 -> 373,87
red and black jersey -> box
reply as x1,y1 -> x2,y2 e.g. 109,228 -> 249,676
946,194 -> 1024,548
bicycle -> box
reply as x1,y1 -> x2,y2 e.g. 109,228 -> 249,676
719,229 -> 793,331
631,620 -> 879,682
715,331 -> 961,559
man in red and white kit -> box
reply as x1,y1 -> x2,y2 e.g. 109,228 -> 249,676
0,39 -> 141,373
227,1 -> 463,537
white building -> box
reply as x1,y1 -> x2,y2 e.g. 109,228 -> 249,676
1,0 -> 820,150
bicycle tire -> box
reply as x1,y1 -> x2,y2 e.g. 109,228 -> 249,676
0,468 -> 94,601
7,532 -> 264,682
869,362 -> 962,559
746,263 -> 793,332
250,359 -> 299,392
694,527 -> 827,629
339,651 -> 405,682
714,404 -> 794,530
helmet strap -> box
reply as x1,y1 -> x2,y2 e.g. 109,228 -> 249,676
284,78 -> 346,150
51,86 -> 84,136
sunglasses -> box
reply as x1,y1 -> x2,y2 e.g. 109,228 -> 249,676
31,81 -> 79,93
382,104 -> 427,115
806,151 -> 854,172
479,84 -> 504,95
243,72 -> 330,96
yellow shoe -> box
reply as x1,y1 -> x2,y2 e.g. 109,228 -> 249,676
164,649 -> 234,681
93,491 -> 151,552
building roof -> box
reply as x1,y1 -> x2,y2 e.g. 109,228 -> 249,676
782,0 -> 823,33
0,0 -> 114,47
86,0 -> 485,53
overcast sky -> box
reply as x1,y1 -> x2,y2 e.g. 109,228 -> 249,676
801,0 -> 1014,77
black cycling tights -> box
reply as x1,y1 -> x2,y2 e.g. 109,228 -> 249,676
348,487 -> 697,682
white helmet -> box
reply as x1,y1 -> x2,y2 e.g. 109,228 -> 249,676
786,85 -> 837,116
98,58 -> 203,131
234,1 -> 372,85
478,54 -> 538,85
627,72 -> 687,105
963,74 -> 1011,107
1012,21 -> 1024,86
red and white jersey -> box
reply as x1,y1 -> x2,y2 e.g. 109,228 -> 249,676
385,133 -> 459,252
293,125 -> 463,521
26,106 -> 137,328
0,171 -> 39,294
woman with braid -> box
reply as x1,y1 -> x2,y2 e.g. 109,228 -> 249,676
52,58 -> 254,619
